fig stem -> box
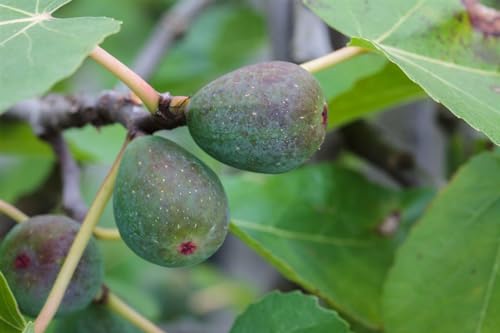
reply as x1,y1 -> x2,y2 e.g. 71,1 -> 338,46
0,200 -> 28,223
300,46 -> 368,73
34,136 -> 130,333
93,227 -> 121,240
107,292 -> 167,333
0,200 -> 121,241
90,46 -> 160,114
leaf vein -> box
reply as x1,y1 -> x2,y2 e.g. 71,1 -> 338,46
382,46 -> 500,77
475,235 -> 500,333
389,52 -> 499,115
0,20 -> 38,47
347,4 -> 362,36
45,0 -> 71,15
23,31 -> 34,66
0,17 -> 38,26
375,0 -> 427,43
232,219 -> 370,247
0,4 -> 33,17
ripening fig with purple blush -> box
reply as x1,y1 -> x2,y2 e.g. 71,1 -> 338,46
187,61 -> 327,174
0,215 -> 103,317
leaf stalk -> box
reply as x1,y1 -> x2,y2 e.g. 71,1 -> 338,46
107,292 -> 167,333
0,200 -> 28,223
301,46 -> 368,73
90,46 -> 160,113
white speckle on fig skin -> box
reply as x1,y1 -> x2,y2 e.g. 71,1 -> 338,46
187,61 -> 326,173
113,136 -> 229,268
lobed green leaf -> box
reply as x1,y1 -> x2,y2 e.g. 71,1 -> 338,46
0,0 -> 121,112
305,0 -> 500,143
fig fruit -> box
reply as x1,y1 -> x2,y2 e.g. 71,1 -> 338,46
113,135 -> 229,267
0,215 -> 103,317
186,61 -> 327,173
55,302 -> 141,333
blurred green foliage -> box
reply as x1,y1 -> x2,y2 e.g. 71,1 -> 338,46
3,0 -> 494,331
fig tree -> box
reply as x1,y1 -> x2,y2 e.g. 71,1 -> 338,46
186,61 -> 327,173
113,135 -> 229,267
0,215 -> 103,317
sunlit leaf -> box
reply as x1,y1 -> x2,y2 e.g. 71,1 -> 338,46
0,0 -> 121,112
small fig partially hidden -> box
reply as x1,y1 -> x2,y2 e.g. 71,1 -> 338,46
55,303 -> 141,333
187,61 -> 327,173
113,135 -> 229,267
0,215 -> 103,317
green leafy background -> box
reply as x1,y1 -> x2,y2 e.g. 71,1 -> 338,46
0,0 -> 499,332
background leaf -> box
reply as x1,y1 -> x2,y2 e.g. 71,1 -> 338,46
0,0 -> 121,112
0,271 -> 26,333
152,3 -> 268,96
224,164 -> 433,329
0,155 -> 52,203
230,291 -> 352,333
0,123 -> 53,203
383,151 -> 500,333
64,125 -> 127,164
304,0 -> 500,143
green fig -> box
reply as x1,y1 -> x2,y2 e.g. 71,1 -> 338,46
0,215 -> 103,317
186,61 -> 327,173
113,135 -> 229,267
55,302 -> 141,333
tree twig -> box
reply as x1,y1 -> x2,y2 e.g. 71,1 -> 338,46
462,0 -> 500,36
44,133 -> 87,222
4,91 -> 186,137
129,0 -> 213,81
266,0 -> 294,61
